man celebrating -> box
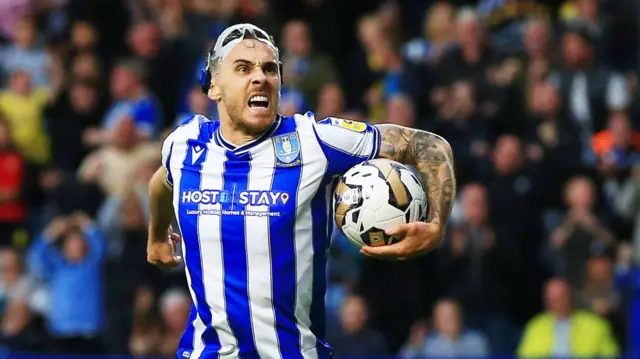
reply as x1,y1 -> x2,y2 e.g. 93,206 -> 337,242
147,24 -> 456,359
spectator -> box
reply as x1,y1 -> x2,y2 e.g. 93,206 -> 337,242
281,20 -> 339,111
550,176 -> 614,288
328,295 -> 388,358
78,117 -> 159,199
0,16 -> 51,87
26,212 -> 106,354
518,277 -> 619,358
157,288 -> 191,357
316,83 -> 346,120
549,27 -> 630,155
402,1 -> 456,65
99,59 -> 163,144
400,299 -> 489,358
0,69 -> 51,165
0,118 -> 27,247
614,165 -> 640,264
385,94 -> 416,128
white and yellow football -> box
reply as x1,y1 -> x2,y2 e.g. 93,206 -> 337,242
333,158 -> 428,247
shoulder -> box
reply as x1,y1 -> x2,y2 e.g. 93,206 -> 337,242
524,312 -> 553,329
163,114 -> 215,152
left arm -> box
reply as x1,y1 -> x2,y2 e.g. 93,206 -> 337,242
375,124 -> 456,232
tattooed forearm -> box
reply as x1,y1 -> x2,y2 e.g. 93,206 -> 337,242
376,124 -> 456,229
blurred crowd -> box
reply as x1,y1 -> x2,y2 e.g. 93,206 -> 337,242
0,0 -> 639,358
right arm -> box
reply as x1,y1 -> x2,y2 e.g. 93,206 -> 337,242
148,166 -> 175,242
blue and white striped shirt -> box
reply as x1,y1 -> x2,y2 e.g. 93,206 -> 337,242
162,112 -> 381,359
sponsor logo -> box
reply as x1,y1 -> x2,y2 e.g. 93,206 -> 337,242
330,118 -> 367,132
181,190 -> 290,206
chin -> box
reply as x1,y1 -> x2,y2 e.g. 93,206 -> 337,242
242,108 -> 277,134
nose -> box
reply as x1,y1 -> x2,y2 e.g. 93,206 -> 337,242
251,67 -> 268,85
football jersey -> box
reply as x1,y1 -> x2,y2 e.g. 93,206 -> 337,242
162,112 -> 381,359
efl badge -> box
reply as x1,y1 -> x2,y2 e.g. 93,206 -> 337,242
273,133 -> 301,167
330,118 -> 367,133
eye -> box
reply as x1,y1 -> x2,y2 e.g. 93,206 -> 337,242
264,64 -> 278,75
237,65 -> 249,73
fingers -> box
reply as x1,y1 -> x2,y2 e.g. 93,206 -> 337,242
170,233 -> 180,246
150,255 -> 182,269
360,241 -> 408,259
384,223 -> 413,237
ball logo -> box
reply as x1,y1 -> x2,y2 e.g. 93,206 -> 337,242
181,190 -> 289,206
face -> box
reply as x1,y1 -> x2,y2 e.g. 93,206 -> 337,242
462,185 -> 487,225
385,97 -> 415,127
493,135 -> 522,174
433,301 -> 461,337
9,71 -> 31,95
14,19 -> 36,47
283,21 -> 311,57
63,232 -> 87,262
130,24 -> 160,58
609,113 -> 631,148
562,34 -> 589,67
110,67 -> 139,100
340,297 -> 368,333
524,21 -> 549,53
70,83 -> 97,112
578,0 -> 599,20
71,21 -> 97,49
212,39 -> 281,136
426,3 -> 455,40
162,299 -> 190,331
72,54 -> 99,80
531,83 -> 559,114
545,279 -> 572,316
456,17 -> 482,46
587,257 -> 612,282
0,249 -> 21,281
318,83 -> 345,115
565,177 -> 594,208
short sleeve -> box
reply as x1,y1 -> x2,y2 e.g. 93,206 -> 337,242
312,117 -> 381,176
161,131 -> 176,187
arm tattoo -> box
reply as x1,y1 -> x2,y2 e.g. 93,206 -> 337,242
376,124 -> 456,229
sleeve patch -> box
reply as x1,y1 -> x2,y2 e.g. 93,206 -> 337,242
329,118 -> 368,133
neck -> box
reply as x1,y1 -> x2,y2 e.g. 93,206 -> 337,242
219,120 -> 260,147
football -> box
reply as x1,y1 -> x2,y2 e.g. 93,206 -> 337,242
333,158 -> 428,247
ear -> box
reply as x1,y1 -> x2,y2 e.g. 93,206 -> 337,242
208,78 -> 222,101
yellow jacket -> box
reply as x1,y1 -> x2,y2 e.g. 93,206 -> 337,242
517,310 -> 619,358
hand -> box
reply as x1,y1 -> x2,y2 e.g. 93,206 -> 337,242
360,222 -> 442,260
147,225 -> 182,269
407,321 -> 428,347
44,217 -> 69,241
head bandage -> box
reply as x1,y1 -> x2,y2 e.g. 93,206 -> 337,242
200,23 -> 282,94
206,23 -> 280,73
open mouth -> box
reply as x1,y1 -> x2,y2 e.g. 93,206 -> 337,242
248,95 -> 269,109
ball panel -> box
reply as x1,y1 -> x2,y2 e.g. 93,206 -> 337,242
386,166 -> 411,210
334,181 -> 362,228
365,158 -> 394,178
361,228 -> 395,246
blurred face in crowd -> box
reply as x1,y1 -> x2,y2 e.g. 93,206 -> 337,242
70,82 -> 98,113
358,15 -> 385,51
524,19 -> 550,55
530,82 -> 559,115
71,21 -> 98,50
433,300 -> 462,338
562,33 -> 591,68
587,257 -> 613,283
385,95 -> 415,127
340,296 -> 368,334
578,0 -> 599,21
130,23 -> 161,58
461,184 -> 488,226
564,176 -> 595,209
134,286 -> 155,315
456,12 -> 483,47
211,38 -> 281,138
72,53 -> 100,80
450,81 -> 475,118
63,231 -> 87,263
317,83 -> 345,118
161,295 -> 190,332
609,112 -> 632,149
283,20 -> 311,57
0,248 -> 22,284
111,118 -> 140,149
545,279 -> 573,318
492,135 -> 523,175
425,2 -> 455,42
110,66 -> 141,100
14,18 -> 36,48
9,70 -> 32,96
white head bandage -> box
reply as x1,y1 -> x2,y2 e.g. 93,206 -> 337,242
207,23 -> 280,73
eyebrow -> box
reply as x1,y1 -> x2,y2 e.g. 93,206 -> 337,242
232,59 -> 278,66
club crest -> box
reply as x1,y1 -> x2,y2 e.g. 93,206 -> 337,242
273,133 -> 301,167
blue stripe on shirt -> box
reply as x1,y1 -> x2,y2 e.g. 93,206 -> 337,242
221,151 -> 258,357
